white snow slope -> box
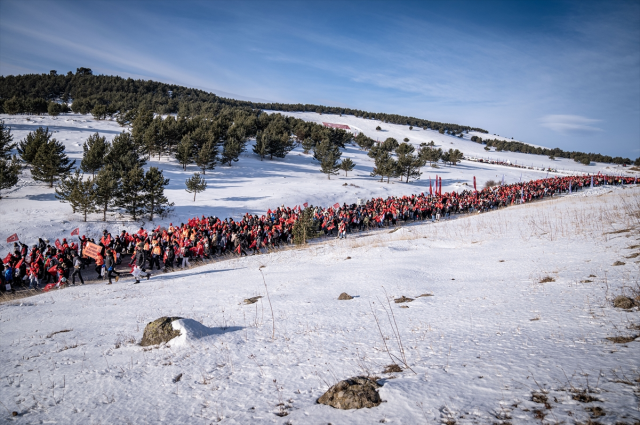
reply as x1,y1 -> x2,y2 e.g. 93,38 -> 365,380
1,111 -> 638,248
1,185 -> 639,424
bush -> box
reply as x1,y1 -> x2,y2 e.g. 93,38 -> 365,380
484,180 -> 496,188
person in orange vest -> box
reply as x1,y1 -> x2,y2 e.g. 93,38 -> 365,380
95,252 -> 104,280
150,242 -> 162,270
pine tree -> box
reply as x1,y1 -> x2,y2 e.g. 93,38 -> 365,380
253,131 -> 267,160
31,137 -> 76,187
55,169 -> 97,222
143,117 -> 166,160
185,173 -> 207,202
0,120 -> 16,160
91,104 -> 107,120
105,132 -> 146,176
118,165 -> 145,221
176,135 -> 194,170
94,164 -> 119,221
418,146 -> 442,166
221,124 -> 247,166
47,102 -> 62,116
395,143 -> 423,182
0,156 -> 21,198
131,108 -> 154,155
263,119 -> 295,159
449,149 -> 463,165
144,167 -> 173,220
313,138 -> 341,179
81,132 -> 109,177
301,137 -> 315,154
382,137 -> 399,152
196,139 -> 218,173
17,127 -> 52,165
370,152 -> 397,183
292,207 -> 316,245
339,158 -> 355,177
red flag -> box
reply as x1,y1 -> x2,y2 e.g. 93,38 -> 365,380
333,203 -> 340,209
473,176 -> 477,191
15,258 -> 23,270
6,233 -> 18,243
303,202 -> 309,208
154,225 -> 161,232
54,239 -> 63,250
70,228 -> 79,236
3,253 -> 12,264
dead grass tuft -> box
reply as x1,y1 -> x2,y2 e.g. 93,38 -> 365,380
586,406 -> 605,418
383,364 -> 403,373
606,335 -> 638,344
539,276 -> 555,283
572,392 -> 599,403
394,296 -> 414,303
612,261 -> 626,266
613,295 -> 636,309
47,329 -> 72,338
244,296 -> 263,305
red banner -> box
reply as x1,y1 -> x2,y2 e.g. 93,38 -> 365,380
70,228 -> 79,236
6,233 -> 18,243
82,242 -> 102,260
3,253 -> 12,264
473,176 -> 477,191
333,203 -> 340,209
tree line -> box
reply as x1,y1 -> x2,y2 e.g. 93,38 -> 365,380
354,134 -> 463,183
470,136 -> 633,165
0,69 -> 487,135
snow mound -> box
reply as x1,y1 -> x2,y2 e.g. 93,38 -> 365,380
170,318 -> 222,347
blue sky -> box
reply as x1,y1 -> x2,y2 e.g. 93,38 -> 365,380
1,0 -> 638,158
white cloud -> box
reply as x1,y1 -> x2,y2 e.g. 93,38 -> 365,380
539,114 -> 603,135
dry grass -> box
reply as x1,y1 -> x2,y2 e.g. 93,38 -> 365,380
539,276 -> 555,283
47,329 -> 72,338
606,335 -> 638,344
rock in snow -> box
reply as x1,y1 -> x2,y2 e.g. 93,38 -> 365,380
317,376 -> 382,409
338,292 -> 353,300
140,317 -> 183,346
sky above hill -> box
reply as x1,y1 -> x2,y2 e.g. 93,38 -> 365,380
1,0 -> 638,158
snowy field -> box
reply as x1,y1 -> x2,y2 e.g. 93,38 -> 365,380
0,111 -> 637,247
0,185 -> 639,424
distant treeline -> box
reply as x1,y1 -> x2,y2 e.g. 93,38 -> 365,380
470,136 -> 633,166
0,68 -> 486,135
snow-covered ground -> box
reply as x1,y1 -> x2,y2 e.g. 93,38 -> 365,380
1,185 -> 639,424
1,111 -> 637,248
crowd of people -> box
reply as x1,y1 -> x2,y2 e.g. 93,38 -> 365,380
1,173 -> 637,294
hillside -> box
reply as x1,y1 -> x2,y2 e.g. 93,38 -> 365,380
1,111 -> 637,247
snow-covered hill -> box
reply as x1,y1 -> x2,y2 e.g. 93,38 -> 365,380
0,112 -> 637,248
1,185 -> 638,423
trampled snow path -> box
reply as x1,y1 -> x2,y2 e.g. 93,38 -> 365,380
1,112 -> 637,250
1,187 -> 639,424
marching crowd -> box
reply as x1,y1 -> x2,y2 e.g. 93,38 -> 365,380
1,172 -> 636,294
